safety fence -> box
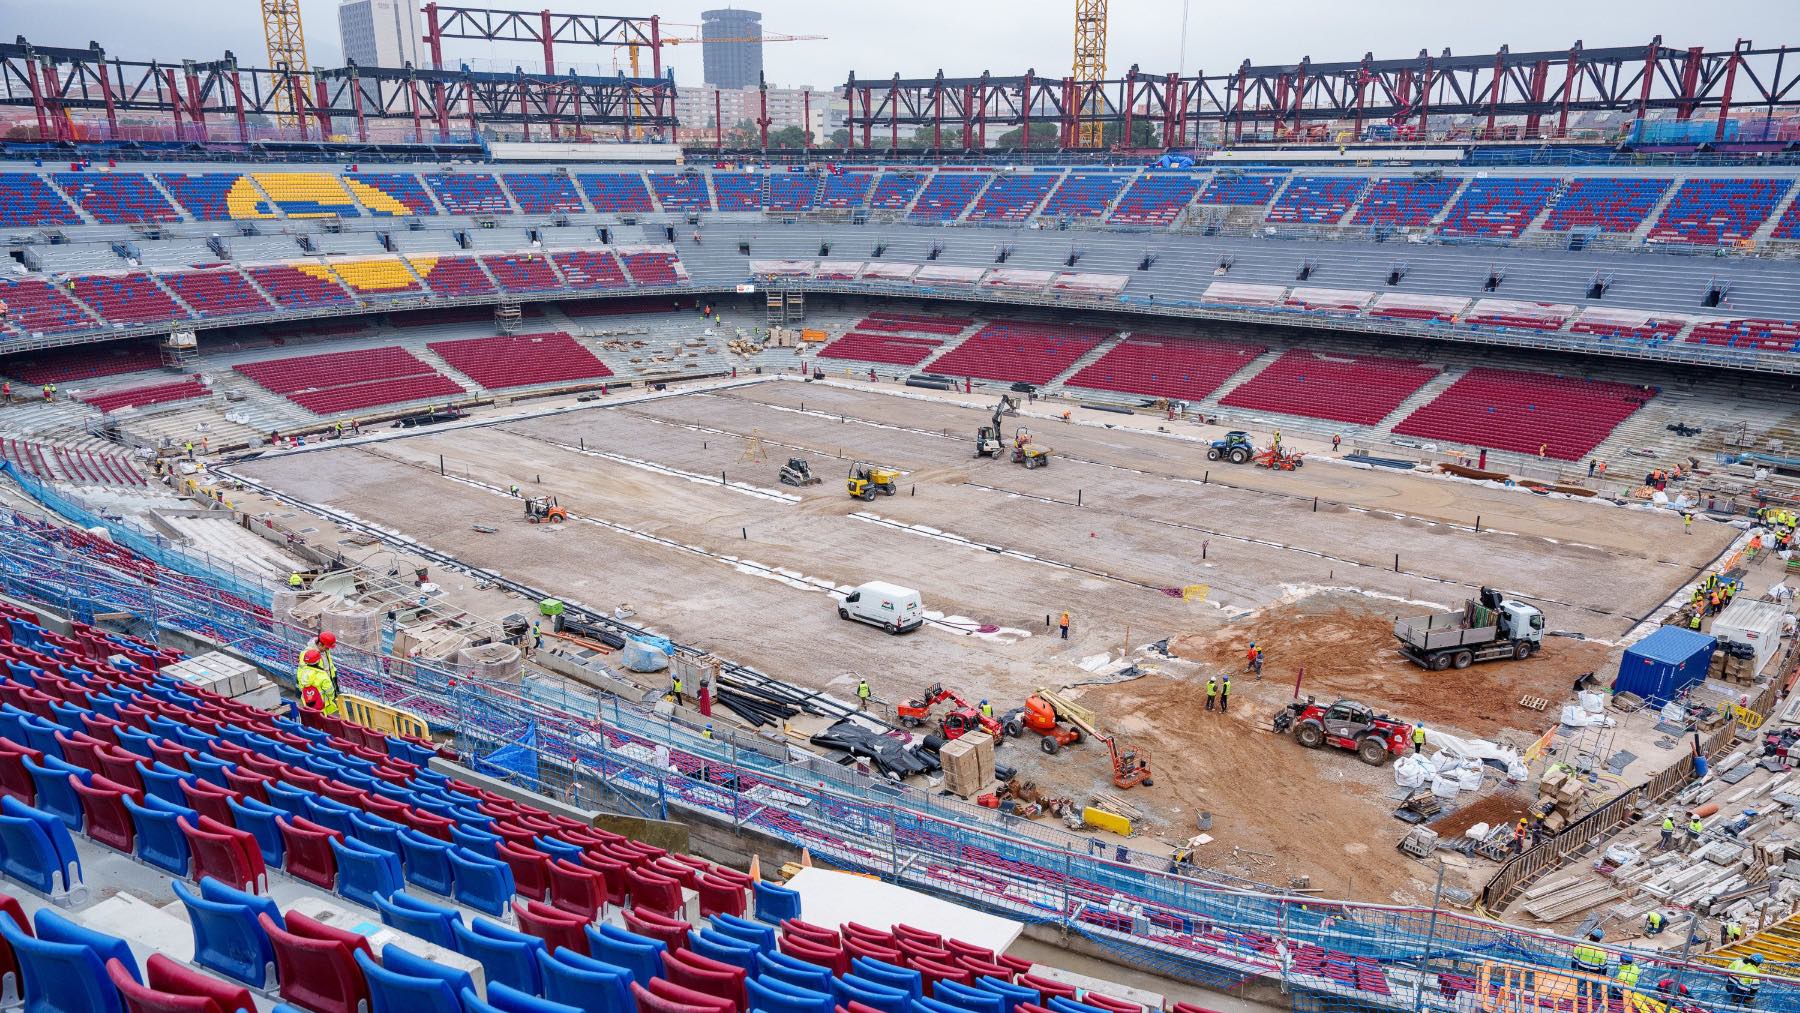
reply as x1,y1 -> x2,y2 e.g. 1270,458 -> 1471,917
1,487 -> 1796,1011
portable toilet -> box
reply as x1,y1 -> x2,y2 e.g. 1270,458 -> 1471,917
1615,626 -> 1716,704
1711,598 -> 1787,677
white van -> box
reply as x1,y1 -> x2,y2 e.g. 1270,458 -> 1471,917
838,582 -> 924,634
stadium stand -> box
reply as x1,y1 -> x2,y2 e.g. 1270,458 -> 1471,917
579,172 -> 656,213
237,344 -> 464,412
817,331 -> 946,365
712,173 -> 764,211
156,172 -> 267,220
1568,309 -> 1688,342
1772,195 -> 1800,241
480,253 -> 563,292
549,250 -> 630,289
1646,177 -> 1793,245
246,265 -> 356,309
910,173 -> 991,221
79,377 -> 210,413
345,172 -> 437,215
1541,177 -> 1670,232
1392,366 -> 1652,460
423,173 -> 515,215
766,172 -> 818,212
500,173 -> 588,214
1218,350 -> 1440,425
1352,177 -> 1463,228
1066,334 -> 1265,402
289,372 -> 466,413
252,173 -> 361,218
870,171 -> 929,210
69,273 -> 189,325
428,331 -> 614,388
408,256 -> 497,297
818,171 -> 875,209
318,258 -> 422,297
160,268 -> 275,317
1265,176 -> 1370,225
620,251 -> 685,286
859,310 -> 973,333
1109,174 -> 1204,225
1689,318 -> 1800,353
0,341 -> 160,383
0,278 -> 100,336
0,173 -> 83,227
1042,172 -> 1131,219
50,172 -> 181,224
649,172 -> 714,211
1195,172 -> 1283,206
966,173 -> 1060,222
1435,177 -> 1560,238
925,320 -> 1112,384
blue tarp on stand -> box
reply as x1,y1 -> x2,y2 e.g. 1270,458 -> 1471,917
1615,627 -> 1716,704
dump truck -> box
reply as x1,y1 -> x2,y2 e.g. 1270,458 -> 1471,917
846,461 -> 900,500
1394,586 -> 1544,670
1011,428 -> 1050,468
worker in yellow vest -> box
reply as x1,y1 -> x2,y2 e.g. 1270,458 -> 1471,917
1570,930 -> 1608,1005
1609,954 -> 1640,1000
1644,910 -> 1666,936
1205,676 -> 1218,712
1725,954 -> 1763,1006
1661,814 -> 1676,850
296,648 -> 338,716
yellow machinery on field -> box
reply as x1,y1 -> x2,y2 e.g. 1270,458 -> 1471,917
1011,428 -> 1051,469
846,461 -> 901,501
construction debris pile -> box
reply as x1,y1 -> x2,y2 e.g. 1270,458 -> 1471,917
1535,764 -> 1594,836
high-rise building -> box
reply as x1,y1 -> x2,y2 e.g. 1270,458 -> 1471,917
701,8 -> 763,90
339,0 -> 424,71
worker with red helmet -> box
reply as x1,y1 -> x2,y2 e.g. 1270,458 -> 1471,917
295,647 -> 338,716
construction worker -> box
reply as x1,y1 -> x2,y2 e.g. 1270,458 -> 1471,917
1219,675 -> 1230,713
1686,813 -> 1704,852
509,484 -> 521,497
1205,675 -> 1217,712
671,674 -> 684,706
1059,611 -> 1070,639
1723,921 -> 1746,946
40,383 -> 53,402
1331,434 -> 1342,452
1690,611 -> 1703,631
183,440 -> 194,460
1725,954 -> 1763,1007
1412,724 -> 1427,754
531,620 -> 542,651
295,648 -> 338,716
1246,642 -> 1260,673
308,631 -> 339,690
1645,910 -> 1667,936
1513,818 -> 1529,854
288,571 -> 304,589
1610,954 -> 1640,1000
1570,930 -> 1608,1005
856,679 -> 872,711
1684,513 -> 1693,534
0,381 -> 10,403
1661,813 -> 1676,850
702,724 -> 713,740
979,699 -> 993,719
1272,429 -> 1281,450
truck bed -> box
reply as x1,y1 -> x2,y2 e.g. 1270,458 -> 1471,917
1393,613 -> 1497,652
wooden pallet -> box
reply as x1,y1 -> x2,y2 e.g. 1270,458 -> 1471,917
1520,695 -> 1549,711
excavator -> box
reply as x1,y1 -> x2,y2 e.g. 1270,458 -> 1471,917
974,394 -> 1020,459
1024,688 -> 1153,789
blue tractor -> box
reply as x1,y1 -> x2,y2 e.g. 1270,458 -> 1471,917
1206,431 -> 1255,464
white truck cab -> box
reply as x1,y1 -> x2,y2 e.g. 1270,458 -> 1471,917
838,582 -> 924,634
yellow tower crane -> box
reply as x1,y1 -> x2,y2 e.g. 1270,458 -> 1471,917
1072,0 -> 1109,148
261,0 -> 310,126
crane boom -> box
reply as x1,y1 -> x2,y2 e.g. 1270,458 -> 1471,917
1072,0 -> 1108,148
260,0 -> 309,126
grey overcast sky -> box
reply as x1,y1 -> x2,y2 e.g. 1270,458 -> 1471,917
0,0 -> 1789,90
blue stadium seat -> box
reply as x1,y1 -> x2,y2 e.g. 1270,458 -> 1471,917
973,975 -> 1038,1013
397,827 -> 457,895
936,978 -> 1007,1013
121,792 -> 195,877
0,796 -> 82,897
752,880 -> 802,925
538,946 -> 635,1013
0,913 -> 124,1013
748,974 -> 834,1013
586,923 -> 664,987
448,846 -> 515,916
851,956 -> 922,999
756,949 -> 833,993
355,947 -> 460,1013
709,912 -> 776,953
374,891 -> 461,948
835,973 -> 912,1013
171,878 -> 277,988
331,835 -> 406,907
226,795 -> 286,868
22,754 -> 86,829
453,916 -> 545,995
383,943 -> 476,999
687,928 -> 758,974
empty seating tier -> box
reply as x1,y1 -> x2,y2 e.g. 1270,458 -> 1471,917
80,377 -> 210,413
1266,176 -> 1369,225
314,258 -> 422,297
549,250 -> 629,289
423,173 -> 514,215
408,256 -> 496,297
500,173 -> 587,214
1646,178 -> 1792,245
1352,177 -> 1462,228
1218,350 -> 1439,425
288,372 -> 466,413
578,173 -> 655,213
712,174 -> 763,212
1435,177 -> 1559,238
869,172 -> 929,210
966,174 -> 1060,222
817,332 -> 944,366
910,173 -> 991,221
1109,175 -> 1204,225
0,278 -> 100,336
1195,173 -> 1282,206
0,341 -> 160,383
1772,197 -> 1800,241
51,172 -> 180,224
1541,177 -> 1670,232
246,265 -> 355,309
235,345 -> 441,395
859,311 -> 973,335
1042,173 -> 1130,219
160,269 -> 273,317
345,172 -> 437,215
621,252 -> 685,286
480,254 -> 563,292
1066,335 -> 1266,402
1392,367 -> 1652,461
429,331 -> 614,389
649,173 -> 713,211
924,321 -> 1112,385
0,173 -> 82,227
1689,318 -> 1800,353
251,173 -> 361,218
766,172 -> 818,211
70,273 -> 188,325
818,171 -> 875,209
155,172 -> 269,220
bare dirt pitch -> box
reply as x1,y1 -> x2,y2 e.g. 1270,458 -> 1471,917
235,379 -> 1727,903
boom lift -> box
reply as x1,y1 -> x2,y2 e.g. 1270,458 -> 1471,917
1031,688 -> 1153,789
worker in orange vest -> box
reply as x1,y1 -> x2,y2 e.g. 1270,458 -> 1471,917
1058,611 -> 1070,640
